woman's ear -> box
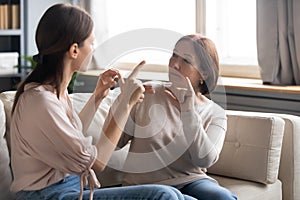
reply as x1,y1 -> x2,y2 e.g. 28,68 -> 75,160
69,43 -> 79,59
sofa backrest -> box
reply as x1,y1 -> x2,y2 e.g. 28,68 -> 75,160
0,95 -> 15,200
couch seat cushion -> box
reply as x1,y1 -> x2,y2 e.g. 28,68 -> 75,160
210,174 -> 282,200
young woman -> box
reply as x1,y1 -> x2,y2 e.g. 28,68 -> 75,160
117,34 -> 237,200
10,3 -> 187,200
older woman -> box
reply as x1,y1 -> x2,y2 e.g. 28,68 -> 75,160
118,34 -> 237,200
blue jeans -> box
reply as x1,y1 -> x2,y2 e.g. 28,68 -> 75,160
180,179 -> 237,200
16,174 -> 187,200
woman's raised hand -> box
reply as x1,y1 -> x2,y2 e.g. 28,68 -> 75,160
94,69 -> 120,101
93,61 -> 146,106
118,60 -> 146,107
167,68 -> 195,112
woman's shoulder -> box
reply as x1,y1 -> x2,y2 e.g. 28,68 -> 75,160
22,83 -> 59,106
197,95 -> 226,116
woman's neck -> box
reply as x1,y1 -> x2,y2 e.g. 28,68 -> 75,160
60,63 -> 74,96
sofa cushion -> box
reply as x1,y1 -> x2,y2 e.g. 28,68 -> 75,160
0,100 -> 6,139
0,91 -> 15,152
207,110 -> 285,185
69,92 -> 116,144
0,99 -> 15,200
210,174 -> 282,200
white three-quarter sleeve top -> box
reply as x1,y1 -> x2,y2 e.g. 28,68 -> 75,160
118,84 -> 227,188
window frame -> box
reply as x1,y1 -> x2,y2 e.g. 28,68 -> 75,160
195,0 -> 261,79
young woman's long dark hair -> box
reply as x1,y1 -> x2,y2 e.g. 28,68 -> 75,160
12,3 -> 93,114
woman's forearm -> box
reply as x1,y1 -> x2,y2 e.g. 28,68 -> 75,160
78,93 -> 103,135
93,99 -> 132,171
91,61 -> 146,171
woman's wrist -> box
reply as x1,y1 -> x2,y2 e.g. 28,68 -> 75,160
92,92 -> 105,108
115,95 -> 133,111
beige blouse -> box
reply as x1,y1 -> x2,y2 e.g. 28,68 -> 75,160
10,83 -> 97,192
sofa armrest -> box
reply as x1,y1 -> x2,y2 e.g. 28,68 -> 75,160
273,113 -> 300,200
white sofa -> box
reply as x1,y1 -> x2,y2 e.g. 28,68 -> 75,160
0,91 -> 300,200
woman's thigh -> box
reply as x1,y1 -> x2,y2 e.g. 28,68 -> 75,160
17,175 -> 187,200
17,174 -> 200,200
74,184 -> 187,200
16,175 -> 80,200
180,178 -> 237,200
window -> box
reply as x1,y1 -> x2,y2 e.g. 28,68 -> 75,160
104,0 -> 195,38
90,0 -> 259,78
90,0 -> 195,67
205,0 -> 257,66
204,0 -> 260,78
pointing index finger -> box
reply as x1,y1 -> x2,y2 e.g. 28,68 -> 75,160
127,60 -> 146,80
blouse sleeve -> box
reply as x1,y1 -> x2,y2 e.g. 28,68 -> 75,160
182,102 -> 227,168
21,92 -> 97,174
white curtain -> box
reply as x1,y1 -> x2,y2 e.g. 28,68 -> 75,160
257,0 -> 300,85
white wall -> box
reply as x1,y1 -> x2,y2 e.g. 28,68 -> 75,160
24,0 -> 71,56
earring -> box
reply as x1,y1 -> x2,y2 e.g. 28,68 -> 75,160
200,80 -> 204,85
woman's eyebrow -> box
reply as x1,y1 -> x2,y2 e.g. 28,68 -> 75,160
183,54 -> 193,60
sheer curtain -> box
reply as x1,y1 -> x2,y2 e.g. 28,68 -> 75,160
257,0 -> 300,85
77,0 -> 109,69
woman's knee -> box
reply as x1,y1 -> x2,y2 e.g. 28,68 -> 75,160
209,188 -> 237,200
180,179 -> 237,200
151,185 -> 185,200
